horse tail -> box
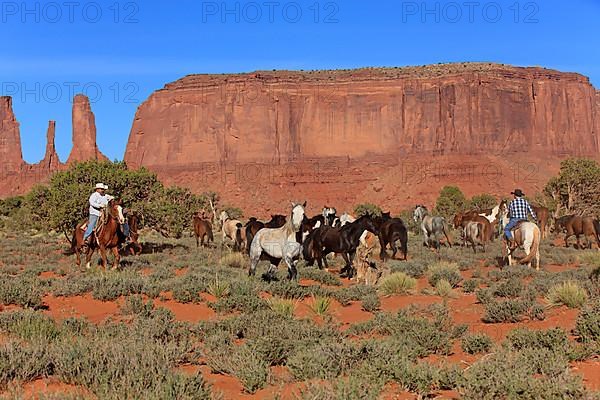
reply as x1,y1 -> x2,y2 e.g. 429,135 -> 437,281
235,223 -> 244,250
520,224 -> 540,265
593,219 -> 600,246
63,229 -> 77,255
442,219 -> 452,247
245,226 -> 254,255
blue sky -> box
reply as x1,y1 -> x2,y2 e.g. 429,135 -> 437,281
2,0 -> 599,162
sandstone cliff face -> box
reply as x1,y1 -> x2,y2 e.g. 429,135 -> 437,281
67,94 -> 108,164
0,96 -> 24,174
0,95 -> 107,197
124,63 -> 599,215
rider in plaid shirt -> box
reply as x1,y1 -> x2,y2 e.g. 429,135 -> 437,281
504,189 -> 537,248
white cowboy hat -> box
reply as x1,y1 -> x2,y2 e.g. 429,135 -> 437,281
95,183 -> 106,190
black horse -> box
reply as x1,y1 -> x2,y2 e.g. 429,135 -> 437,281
313,214 -> 380,278
245,214 -> 287,254
378,212 -> 408,261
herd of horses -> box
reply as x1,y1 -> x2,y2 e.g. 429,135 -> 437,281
65,197 -> 600,277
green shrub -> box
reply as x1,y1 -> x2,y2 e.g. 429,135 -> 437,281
435,279 -> 454,298
483,299 -> 529,323
505,328 -> 569,352
361,293 -> 381,312
220,252 -> 245,269
427,261 -> 462,288
309,295 -> 332,316
463,279 -> 479,293
379,272 -> 417,295
461,333 -> 493,354
492,278 -> 523,298
353,203 -> 382,217
546,281 -> 588,308
265,297 -> 296,318
574,299 -> 600,342
390,260 -> 427,278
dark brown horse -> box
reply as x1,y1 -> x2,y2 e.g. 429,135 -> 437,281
123,210 -> 142,255
313,214 -> 381,277
245,214 -> 287,254
532,205 -> 550,239
193,214 -> 214,247
553,215 -> 600,249
67,199 -> 126,270
378,212 -> 408,261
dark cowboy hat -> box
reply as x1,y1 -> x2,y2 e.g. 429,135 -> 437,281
511,189 -> 525,197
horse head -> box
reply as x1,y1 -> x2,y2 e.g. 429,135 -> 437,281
453,213 -> 463,229
269,214 -> 286,226
219,211 -> 229,224
107,199 -> 125,224
413,205 -> 427,223
290,201 -> 307,231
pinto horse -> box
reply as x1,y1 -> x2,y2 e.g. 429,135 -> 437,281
313,214 -> 380,277
245,214 -> 286,254
67,199 -> 126,270
249,202 -> 306,281
553,215 -> 600,249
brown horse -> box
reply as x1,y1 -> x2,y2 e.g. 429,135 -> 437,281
553,215 -> 600,249
453,212 -> 493,245
532,205 -> 550,239
245,215 -> 287,254
193,214 -> 214,247
67,199 -> 126,270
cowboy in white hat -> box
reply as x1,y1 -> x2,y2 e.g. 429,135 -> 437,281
82,183 -> 111,247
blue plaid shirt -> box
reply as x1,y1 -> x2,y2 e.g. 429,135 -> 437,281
509,197 -> 537,221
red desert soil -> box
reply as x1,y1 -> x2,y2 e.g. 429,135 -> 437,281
43,294 -> 120,324
0,378 -> 93,400
571,358 -> 600,391
154,298 -> 217,323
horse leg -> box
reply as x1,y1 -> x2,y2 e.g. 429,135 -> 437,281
195,234 -> 199,248
390,240 -> 398,259
84,246 -> 94,270
285,256 -> 298,281
378,236 -> 388,261
99,246 -> 108,270
249,246 -> 260,276
564,233 -> 571,248
111,247 -> 120,270
575,234 -> 582,250
443,227 -> 452,248
340,252 -> 352,277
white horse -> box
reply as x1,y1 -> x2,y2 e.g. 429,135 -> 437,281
249,201 -> 306,281
499,204 -> 541,270
322,206 -> 337,226
413,205 -> 452,249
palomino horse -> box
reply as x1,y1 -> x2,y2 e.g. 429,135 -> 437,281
553,215 -> 600,249
378,212 -> 408,261
413,205 -> 452,249
67,199 -> 126,270
322,206 -> 337,226
193,214 -> 213,247
499,206 -> 541,270
220,211 -> 243,251
249,202 -> 306,281
312,214 -> 381,277
245,215 -> 286,254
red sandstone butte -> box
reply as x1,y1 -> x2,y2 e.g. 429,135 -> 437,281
123,63 -> 600,215
67,94 -> 108,164
0,94 -> 107,196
